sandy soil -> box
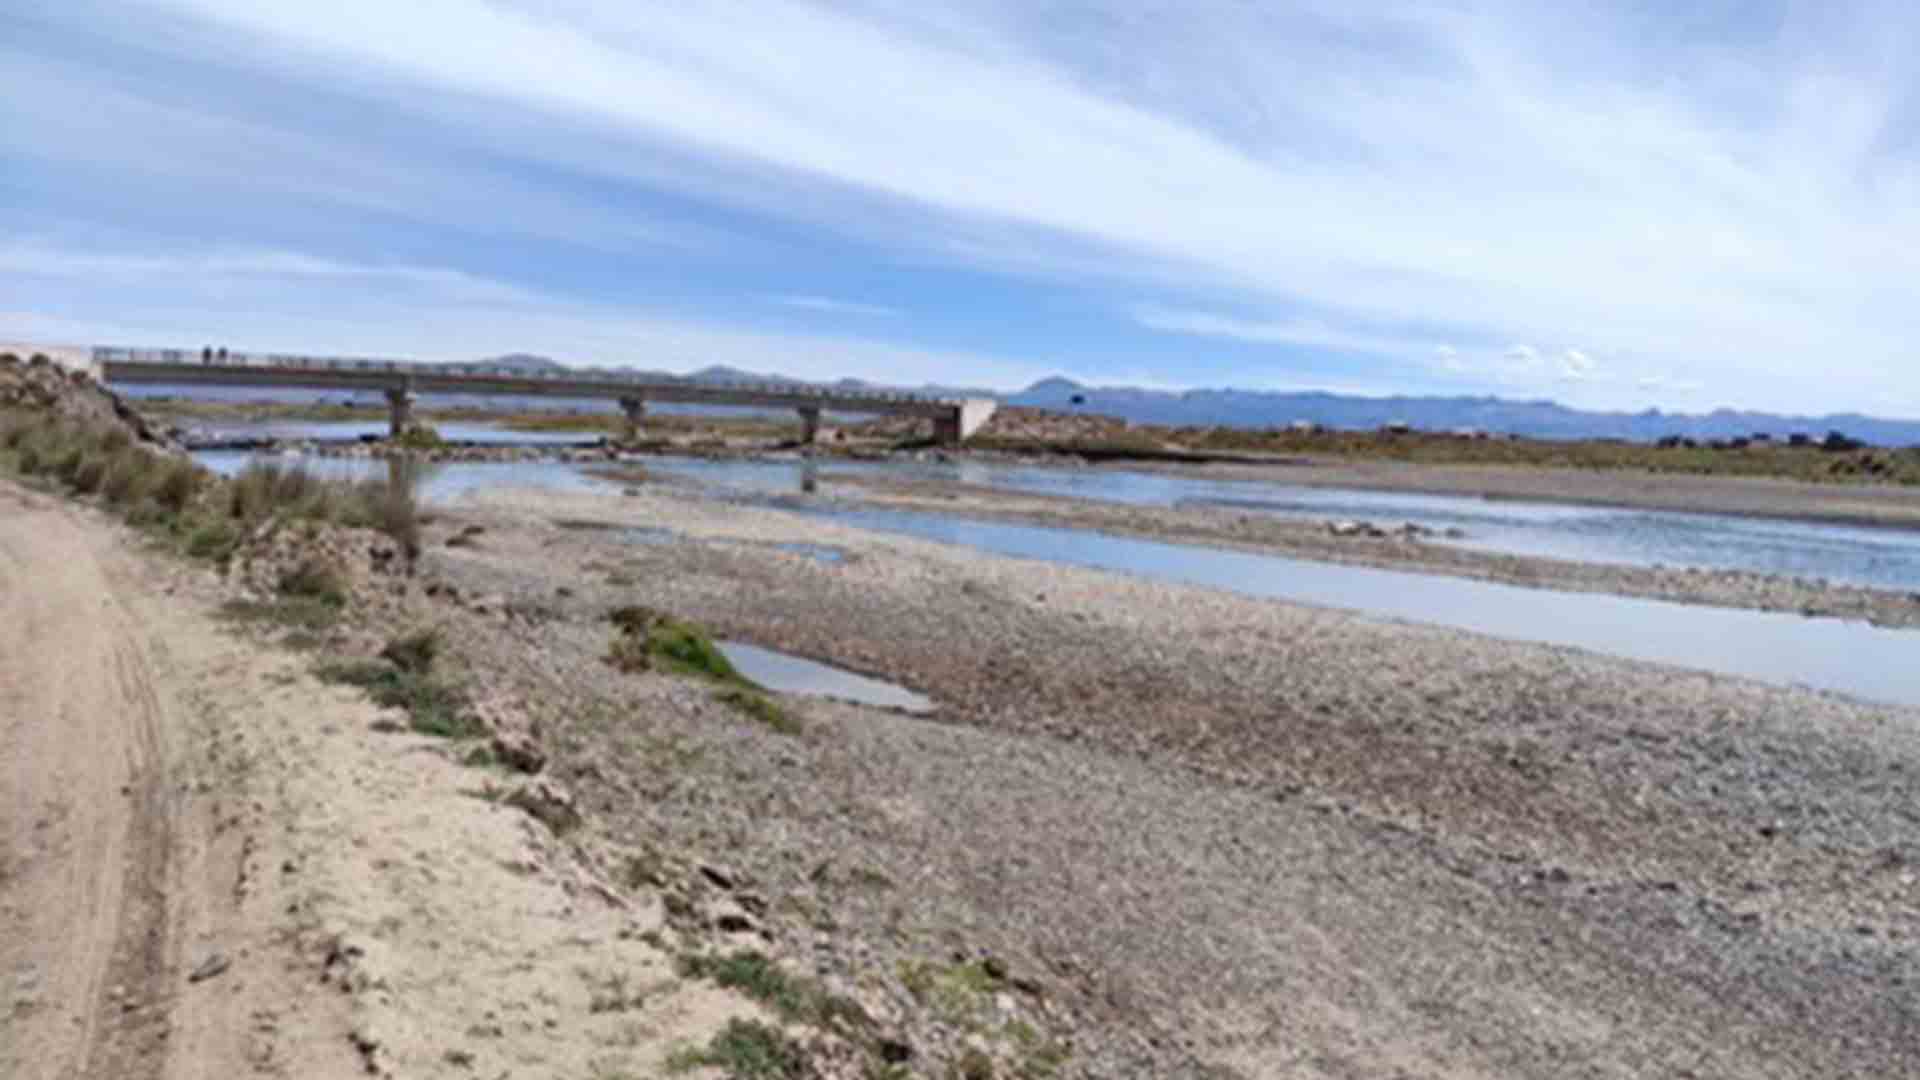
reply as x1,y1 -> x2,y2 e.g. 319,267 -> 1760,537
432,483 -> 1920,1078
0,479 -> 757,1079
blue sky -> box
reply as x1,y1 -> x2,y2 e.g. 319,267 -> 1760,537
5,1 -> 1919,413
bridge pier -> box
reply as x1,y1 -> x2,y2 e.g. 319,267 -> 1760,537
796,406 -> 823,445
618,396 -> 647,442
385,387 -> 417,437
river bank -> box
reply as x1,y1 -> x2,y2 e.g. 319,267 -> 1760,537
425,482 -> 1920,1078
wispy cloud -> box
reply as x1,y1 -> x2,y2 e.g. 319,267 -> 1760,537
1,242 -> 1051,389
1133,307 -> 1432,358
769,294 -> 900,318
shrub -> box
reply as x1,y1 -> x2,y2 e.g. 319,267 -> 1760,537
185,519 -> 241,561
665,1019 -> 811,1079
53,445 -> 86,482
229,460 -> 333,522
605,606 -> 748,683
278,558 -> 350,607
389,425 -> 445,450
152,458 -> 204,513
675,950 -> 870,1036
316,658 -> 479,738
219,597 -> 341,633
348,458 -> 424,558
378,627 -> 441,674
1,416 -> 33,449
101,453 -> 156,507
716,687 -> 801,735
69,455 -> 107,494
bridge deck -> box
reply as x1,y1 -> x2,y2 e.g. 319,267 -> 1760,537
93,349 -> 998,442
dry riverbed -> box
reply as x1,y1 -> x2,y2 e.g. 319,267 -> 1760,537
417,482 -> 1920,1078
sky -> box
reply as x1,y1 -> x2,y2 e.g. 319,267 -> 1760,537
5,1 -> 1920,414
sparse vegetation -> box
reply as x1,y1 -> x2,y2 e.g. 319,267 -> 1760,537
950,1048 -> 996,1080
675,950 -> 871,1039
278,557 -> 351,607
222,458 -> 424,556
379,627 -> 442,674
665,1019 -> 813,1078
899,959 -> 999,1027
316,642 -> 479,738
716,686 -> 802,735
390,424 -> 446,450
605,606 -> 753,685
218,596 -> 343,634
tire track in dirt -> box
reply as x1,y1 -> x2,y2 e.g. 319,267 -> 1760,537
0,483 -> 168,1079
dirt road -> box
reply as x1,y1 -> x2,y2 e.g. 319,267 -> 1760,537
0,478 -> 761,1078
0,481 -> 333,1078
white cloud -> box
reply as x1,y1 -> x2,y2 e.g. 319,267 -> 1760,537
1559,348 -> 1597,379
769,295 -> 900,318
1134,306 -> 1434,358
0,242 -> 540,305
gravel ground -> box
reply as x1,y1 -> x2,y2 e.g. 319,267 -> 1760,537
403,483 -> 1918,1078
824,474 -> 1920,629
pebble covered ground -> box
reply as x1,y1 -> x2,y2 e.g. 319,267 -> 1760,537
378,482 -> 1920,1078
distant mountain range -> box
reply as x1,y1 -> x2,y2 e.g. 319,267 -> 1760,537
477,356 -> 1915,446
1006,377 -> 1920,446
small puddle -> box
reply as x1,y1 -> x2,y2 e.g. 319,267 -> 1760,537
718,641 -> 936,713
773,542 -> 848,564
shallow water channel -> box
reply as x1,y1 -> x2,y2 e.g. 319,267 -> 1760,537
782,504 -> 1920,708
644,457 -> 1920,593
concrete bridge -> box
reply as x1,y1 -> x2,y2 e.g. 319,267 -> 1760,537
91,347 -> 999,445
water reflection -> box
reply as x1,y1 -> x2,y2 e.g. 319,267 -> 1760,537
193,450 -> 613,501
186,419 -> 597,446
